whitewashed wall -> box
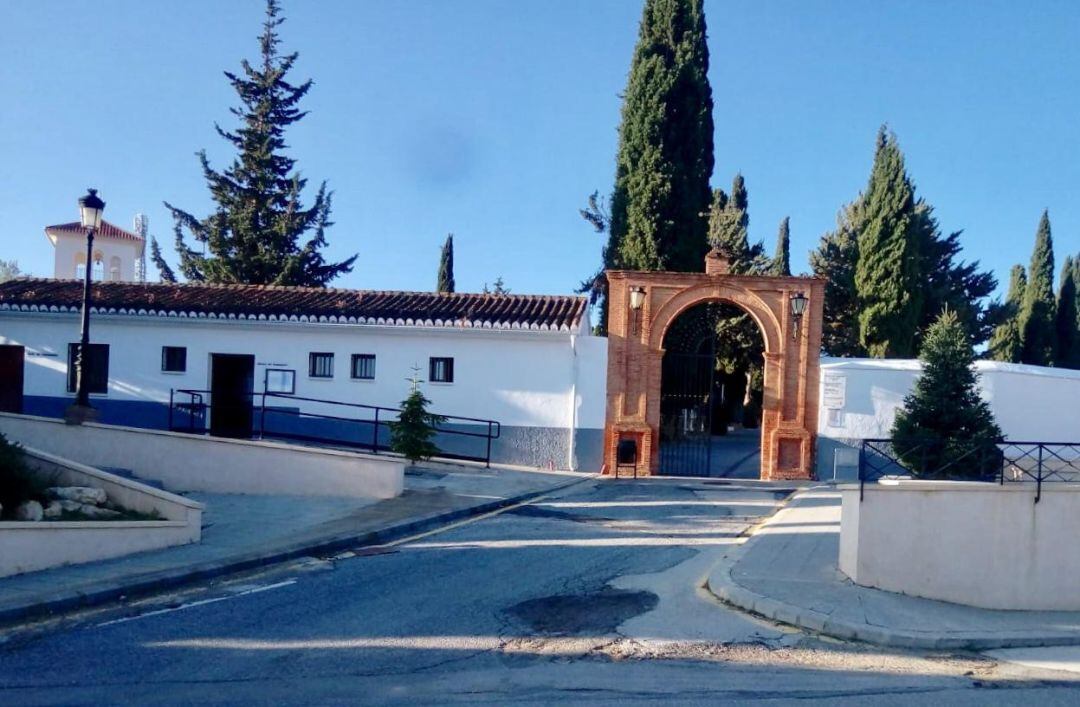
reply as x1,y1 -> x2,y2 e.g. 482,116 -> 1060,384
818,357 -> 1080,477
51,233 -> 140,281
0,311 -> 608,470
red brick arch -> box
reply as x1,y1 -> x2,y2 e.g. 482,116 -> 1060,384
604,250 -> 825,480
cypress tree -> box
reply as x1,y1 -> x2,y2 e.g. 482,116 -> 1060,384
772,216 -> 791,276
437,234 -> 455,293
987,265 -> 1026,363
159,0 -> 356,286
1055,255 -> 1078,368
602,0 -> 713,290
1019,210 -> 1056,366
854,128 -> 922,358
891,309 -> 1002,480
810,202 -> 864,357
707,175 -> 765,274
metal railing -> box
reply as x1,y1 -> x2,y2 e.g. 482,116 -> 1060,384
169,388 -> 501,467
859,438 -> 1080,502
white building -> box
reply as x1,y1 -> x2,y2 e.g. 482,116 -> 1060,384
46,220 -> 145,282
0,279 -> 607,471
817,357 -> 1080,479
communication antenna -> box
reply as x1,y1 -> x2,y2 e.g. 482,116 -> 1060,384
133,213 -> 148,282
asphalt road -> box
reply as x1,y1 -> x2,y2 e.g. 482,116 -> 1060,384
2,478 -> 1079,705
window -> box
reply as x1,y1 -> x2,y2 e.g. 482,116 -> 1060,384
265,368 -> 296,394
429,357 -> 454,383
309,352 -> 334,378
351,354 -> 376,380
75,263 -> 86,280
161,346 -> 187,373
66,343 -> 109,394
91,258 -> 104,281
109,256 -> 122,282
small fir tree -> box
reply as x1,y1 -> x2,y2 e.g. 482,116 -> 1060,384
1055,255 -> 1079,368
891,309 -> 1003,479
390,371 -> 447,465
1019,210 -> 1057,366
987,265 -> 1026,362
772,216 -> 791,276
437,234 -> 455,293
157,0 -> 356,286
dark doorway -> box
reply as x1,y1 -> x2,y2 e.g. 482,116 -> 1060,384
0,345 -> 25,414
209,353 -> 255,438
658,302 -> 763,478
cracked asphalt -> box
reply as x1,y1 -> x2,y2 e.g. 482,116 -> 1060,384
2,478 -> 1079,705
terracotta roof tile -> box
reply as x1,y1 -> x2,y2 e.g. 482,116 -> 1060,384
0,279 -> 588,332
45,221 -> 143,242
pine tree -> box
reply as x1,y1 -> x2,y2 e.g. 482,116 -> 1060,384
772,216 -> 791,276
482,277 -> 510,295
810,203 -> 864,357
390,374 -> 447,464
586,0 -> 712,331
159,0 -> 356,286
1019,210 -> 1056,366
149,238 -> 177,283
987,265 -> 1026,362
891,309 -> 1003,480
913,203 -> 997,349
1055,255 -> 1078,368
437,234 -> 455,293
854,128 -> 923,358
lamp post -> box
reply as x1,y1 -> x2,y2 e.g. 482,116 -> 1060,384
789,291 -> 808,340
628,286 -> 646,335
66,188 -> 105,424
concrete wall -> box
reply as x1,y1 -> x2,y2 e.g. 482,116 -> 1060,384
840,480 -> 1080,610
0,311 -> 608,471
818,359 -> 1080,479
0,413 -> 404,499
0,447 -> 203,578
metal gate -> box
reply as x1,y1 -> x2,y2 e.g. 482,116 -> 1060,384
659,347 -> 717,476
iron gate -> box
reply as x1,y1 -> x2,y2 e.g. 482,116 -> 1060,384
659,349 -> 716,476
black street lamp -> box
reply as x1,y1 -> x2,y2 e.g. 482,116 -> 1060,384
789,291 -> 808,340
66,188 -> 105,424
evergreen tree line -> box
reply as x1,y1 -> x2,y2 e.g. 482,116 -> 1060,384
987,211 -> 1080,368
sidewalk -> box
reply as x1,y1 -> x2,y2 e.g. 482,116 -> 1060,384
0,465 -> 591,627
706,487 -> 1080,650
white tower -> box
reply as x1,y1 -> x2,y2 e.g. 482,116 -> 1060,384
45,216 -> 146,282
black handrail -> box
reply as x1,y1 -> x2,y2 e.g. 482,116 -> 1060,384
858,438 -> 1080,503
170,388 -> 502,467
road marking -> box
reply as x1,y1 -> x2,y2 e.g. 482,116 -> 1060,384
95,579 -> 297,628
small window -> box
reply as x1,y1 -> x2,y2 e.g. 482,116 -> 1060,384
265,368 -> 296,394
161,346 -> 187,372
309,352 -> 334,378
429,357 -> 454,383
351,354 -> 376,380
67,343 -> 110,394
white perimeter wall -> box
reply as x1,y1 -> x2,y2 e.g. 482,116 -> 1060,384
819,358 -> 1080,444
0,312 -> 609,432
840,481 -> 1080,611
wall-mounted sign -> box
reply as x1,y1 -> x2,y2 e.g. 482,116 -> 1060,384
823,372 -> 846,410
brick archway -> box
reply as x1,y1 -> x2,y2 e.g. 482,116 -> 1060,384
604,250 -> 825,480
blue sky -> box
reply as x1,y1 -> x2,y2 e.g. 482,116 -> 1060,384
2,0 -> 1078,298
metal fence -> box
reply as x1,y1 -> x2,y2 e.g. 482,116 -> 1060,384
169,388 -> 502,467
859,438 -> 1080,502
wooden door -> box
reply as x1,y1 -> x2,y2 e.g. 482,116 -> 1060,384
0,345 -> 25,414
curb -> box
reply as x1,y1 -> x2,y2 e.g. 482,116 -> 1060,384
0,475 -> 592,628
704,496 -> 1080,651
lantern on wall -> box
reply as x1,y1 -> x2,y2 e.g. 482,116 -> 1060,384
789,291 -> 808,339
